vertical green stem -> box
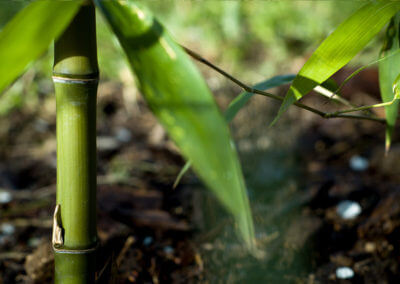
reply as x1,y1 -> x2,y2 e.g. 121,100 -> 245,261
52,3 -> 98,283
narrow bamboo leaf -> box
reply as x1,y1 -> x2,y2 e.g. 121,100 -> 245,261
271,0 -> 400,126
379,13 -> 400,152
173,161 -> 191,189
0,0 -> 82,94
225,74 -> 295,122
95,0 -> 255,247
174,74 -> 295,188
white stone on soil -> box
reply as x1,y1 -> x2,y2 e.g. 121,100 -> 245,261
349,155 -> 369,171
337,200 -> 362,219
0,190 -> 12,204
1,223 -> 15,235
336,266 -> 354,279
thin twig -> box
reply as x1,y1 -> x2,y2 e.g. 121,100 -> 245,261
182,45 -> 385,124
326,100 -> 397,117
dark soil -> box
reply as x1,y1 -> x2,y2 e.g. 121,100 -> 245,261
0,83 -> 203,283
1,67 -> 400,283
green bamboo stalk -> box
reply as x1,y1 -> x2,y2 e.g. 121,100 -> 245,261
52,3 -> 99,283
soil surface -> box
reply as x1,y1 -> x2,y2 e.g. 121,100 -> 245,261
1,67 -> 400,283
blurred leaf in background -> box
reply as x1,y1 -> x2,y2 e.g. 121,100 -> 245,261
146,1 -> 365,82
379,13 -> 400,152
0,0 -> 374,117
0,1 -> 26,28
0,0 -> 82,94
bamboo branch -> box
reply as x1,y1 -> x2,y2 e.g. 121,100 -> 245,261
183,46 -> 386,124
326,90 -> 400,118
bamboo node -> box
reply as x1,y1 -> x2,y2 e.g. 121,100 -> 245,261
52,76 -> 99,85
53,241 -> 100,255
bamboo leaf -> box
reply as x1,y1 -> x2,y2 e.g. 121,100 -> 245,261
95,0 -> 255,247
0,0 -> 82,95
173,161 -> 191,189
225,74 -> 295,122
174,74 -> 295,188
379,13 -> 400,152
271,0 -> 400,126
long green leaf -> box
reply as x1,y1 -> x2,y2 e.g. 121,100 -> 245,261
95,0 -> 255,248
271,0 -> 400,126
0,0 -> 82,95
174,74 -> 295,188
379,13 -> 400,152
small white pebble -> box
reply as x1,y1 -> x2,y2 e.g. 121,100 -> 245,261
336,266 -> 354,279
97,136 -> 120,151
115,127 -> 132,143
337,200 -> 362,219
27,237 -> 41,247
349,155 -> 369,171
0,191 -> 12,204
1,223 -> 15,235
33,118 -> 49,133
143,236 -> 153,246
163,246 -> 174,254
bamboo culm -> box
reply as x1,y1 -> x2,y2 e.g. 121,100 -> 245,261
52,3 -> 99,283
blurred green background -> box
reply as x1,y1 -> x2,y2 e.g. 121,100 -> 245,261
0,0 -> 378,117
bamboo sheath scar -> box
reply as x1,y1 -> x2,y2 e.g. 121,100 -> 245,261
52,4 -> 98,283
